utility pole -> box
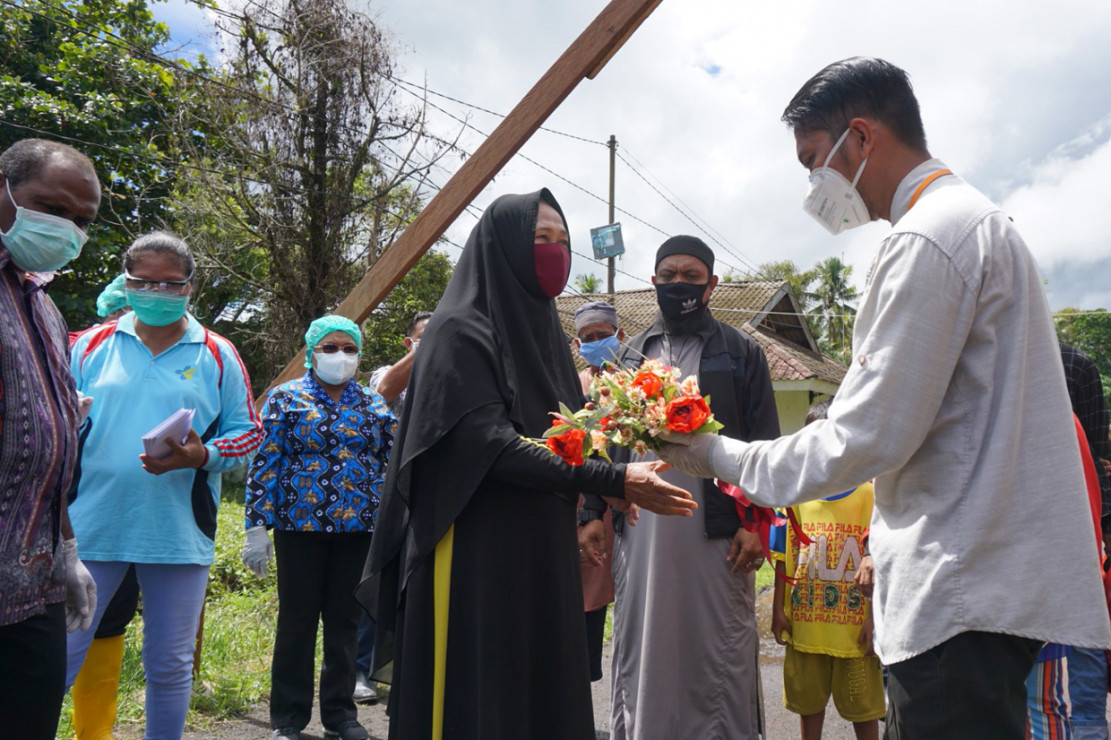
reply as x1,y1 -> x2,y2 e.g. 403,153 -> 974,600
607,134 -> 617,296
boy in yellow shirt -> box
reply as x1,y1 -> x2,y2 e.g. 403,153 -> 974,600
770,399 -> 884,739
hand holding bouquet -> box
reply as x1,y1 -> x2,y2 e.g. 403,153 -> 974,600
542,358 -> 722,466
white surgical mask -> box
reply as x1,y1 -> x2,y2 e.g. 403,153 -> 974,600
313,351 -> 359,386
802,128 -> 870,235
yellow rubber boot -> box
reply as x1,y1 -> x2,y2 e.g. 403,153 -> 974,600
72,633 -> 125,740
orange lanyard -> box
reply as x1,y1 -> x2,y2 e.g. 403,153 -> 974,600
907,169 -> 952,211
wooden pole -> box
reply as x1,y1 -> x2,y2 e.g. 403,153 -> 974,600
264,0 -> 664,392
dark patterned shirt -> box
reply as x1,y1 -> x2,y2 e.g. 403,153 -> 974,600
245,372 -> 394,533
1061,342 -> 1111,516
0,249 -> 80,626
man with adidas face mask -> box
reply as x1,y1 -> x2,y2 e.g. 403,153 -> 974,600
594,234 -> 780,739
0,139 -> 101,738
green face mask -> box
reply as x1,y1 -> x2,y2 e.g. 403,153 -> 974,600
125,289 -> 188,327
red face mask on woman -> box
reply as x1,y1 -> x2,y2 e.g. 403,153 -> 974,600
534,242 -> 570,298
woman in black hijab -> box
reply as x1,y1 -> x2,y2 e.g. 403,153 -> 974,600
359,189 -> 696,740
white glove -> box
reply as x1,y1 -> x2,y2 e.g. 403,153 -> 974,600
243,526 -> 274,577
656,434 -> 720,479
76,391 -> 93,424
62,538 -> 97,633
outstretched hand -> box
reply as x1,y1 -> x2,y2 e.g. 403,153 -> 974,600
656,434 -> 718,479
622,461 -> 698,517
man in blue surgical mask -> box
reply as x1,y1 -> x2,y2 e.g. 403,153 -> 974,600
572,300 -> 625,394
0,138 -> 101,739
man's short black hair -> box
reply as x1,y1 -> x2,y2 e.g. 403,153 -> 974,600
407,311 -> 433,338
782,57 -> 928,153
0,138 -> 95,188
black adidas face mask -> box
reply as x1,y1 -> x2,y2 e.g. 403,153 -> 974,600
655,281 -> 709,322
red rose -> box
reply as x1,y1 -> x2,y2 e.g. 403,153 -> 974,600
632,371 -> 662,398
665,395 -> 712,434
547,428 -> 586,466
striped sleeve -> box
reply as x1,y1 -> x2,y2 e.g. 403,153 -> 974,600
202,331 -> 263,472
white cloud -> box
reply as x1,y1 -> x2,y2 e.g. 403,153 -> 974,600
160,0 -> 1111,310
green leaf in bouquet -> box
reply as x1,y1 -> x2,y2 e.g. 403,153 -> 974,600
542,424 -> 572,438
557,401 -> 579,420
696,417 -> 724,434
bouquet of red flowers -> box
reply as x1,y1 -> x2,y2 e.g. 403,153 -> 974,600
541,358 -> 722,466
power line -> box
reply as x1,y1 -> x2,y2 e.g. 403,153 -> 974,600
385,82 -> 684,242
387,76 -> 607,148
615,148 -> 758,275
12,0 -> 694,266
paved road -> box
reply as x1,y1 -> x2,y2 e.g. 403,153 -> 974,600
173,587 -> 865,740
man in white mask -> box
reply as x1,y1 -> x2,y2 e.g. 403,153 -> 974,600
0,138 -> 100,739
658,57 -> 1111,738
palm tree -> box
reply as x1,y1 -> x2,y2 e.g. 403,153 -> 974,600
573,273 -> 603,294
805,256 -> 859,362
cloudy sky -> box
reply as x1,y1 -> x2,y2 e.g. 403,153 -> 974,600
159,0 -> 1111,312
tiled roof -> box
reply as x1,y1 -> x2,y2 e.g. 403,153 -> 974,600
556,281 -> 847,385
742,324 -> 847,385
555,281 -> 786,338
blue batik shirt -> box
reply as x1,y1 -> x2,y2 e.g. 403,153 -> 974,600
245,372 -> 395,533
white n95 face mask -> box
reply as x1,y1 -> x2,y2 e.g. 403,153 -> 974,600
313,351 -> 359,386
802,128 -> 871,235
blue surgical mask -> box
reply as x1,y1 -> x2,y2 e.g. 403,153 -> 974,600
578,334 -> 621,368
0,180 -> 88,272
126,289 -> 189,327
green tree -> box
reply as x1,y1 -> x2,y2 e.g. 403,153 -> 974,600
747,260 -> 817,308
361,249 -> 453,371
173,0 -> 452,379
573,272 -> 603,294
0,0 -> 201,327
805,256 -> 859,362
1056,307 -> 1111,401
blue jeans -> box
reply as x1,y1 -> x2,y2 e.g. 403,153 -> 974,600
65,561 -> 210,740
1069,647 -> 1109,740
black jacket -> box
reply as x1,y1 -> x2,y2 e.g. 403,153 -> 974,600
584,314 -> 781,538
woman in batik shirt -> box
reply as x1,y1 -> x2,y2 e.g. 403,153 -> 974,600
244,314 -> 394,740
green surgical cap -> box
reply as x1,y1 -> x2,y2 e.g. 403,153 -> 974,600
96,274 -> 129,318
304,315 -> 362,368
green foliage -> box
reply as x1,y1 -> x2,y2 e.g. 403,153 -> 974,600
805,256 -> 859,363
1056,307 -> 1111,401
739,260 -> 818,309
361,249 -> 453,371
171,0 -> 451,381
0,0 -> 205,328
573,272 -> 603,294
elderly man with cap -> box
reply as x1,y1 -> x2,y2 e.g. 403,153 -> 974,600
572,299 -> 626,394
591,235 -> 780,739
571,300 -> 627,684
